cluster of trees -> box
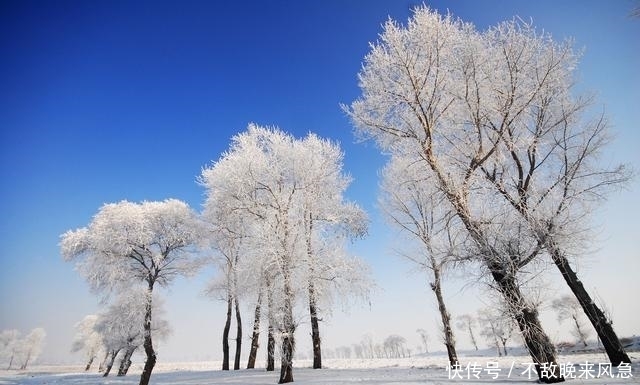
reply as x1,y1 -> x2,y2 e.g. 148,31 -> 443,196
199,126 -> 371,382
61,127 -> 372,385
0,328 -> 46,370
456,294 -> 593,357
345,6 -> 630,383
331,292 -> 595,362
61,199 -> 206,385
457,309 -> 517,357
71,290 -> 170,377
344,334 -> 410,359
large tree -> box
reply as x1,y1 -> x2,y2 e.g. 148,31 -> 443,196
61,199 -> 203,385
296,133 -> 368,369
346,8 -> 563,382
473,19 -> 631,365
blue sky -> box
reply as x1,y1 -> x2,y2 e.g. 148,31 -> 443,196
1,0 -> 638,364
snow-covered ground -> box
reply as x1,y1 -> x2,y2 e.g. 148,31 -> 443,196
1,353 -> 639,384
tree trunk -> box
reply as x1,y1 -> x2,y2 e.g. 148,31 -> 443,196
430,265 -> 458,366
494,338 -> 502,357
7,350 -> 14,370
102,349 -> 119,377
548,243 -> 630,365
572,315 -> 588,347
98,350 -> 109,372
122,351 -> 134,375
420,148 -> 562,381
279,261 -> 295,384
117,345 -> 137,376
222,291 -> 232,371
280,331 -> 294,384
234,297 -> 242,370
501,338 -> 508,356
84,355 -> 94,371
266,281 -> 275,372
247,289 -> 263,369
267,324 -> 275,372
306,212 -> 322,369
19,350 -> 31,370
468,324 -> 478,350
138,284 -> 156,385
309,280 -> 322,369
491,267 -> 563,383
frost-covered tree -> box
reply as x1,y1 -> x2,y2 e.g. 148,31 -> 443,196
360,334 -> 375,359
345,7 -> 563,381
478,308 -> 515,357
202,206 -> 248,371
94,288 -> 171,377
296,133 -> 369,369
383,335 -> 407,358
61,199 -> 203,385
17,328 -> 46,370
0,329 -> 20,369
200,126 -> 299,382
472,18 -> 631,366
456,314 -> 479,351
71,315 -> 103,371
416,329 -> 429,354
200,125 -> 371,383
380,154 -> 462,365
551,295 -> 591,347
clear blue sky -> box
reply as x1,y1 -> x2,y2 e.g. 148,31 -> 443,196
1,0 -> 638,364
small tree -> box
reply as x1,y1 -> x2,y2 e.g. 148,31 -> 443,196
380,154 -> 462,366
202,209 -> 247,371
551,295 -> 591,347
456,314 -> 479,351
478,307 -> 515,357
94,289 -> 171,377
71,315 -> 103,371
18,328 -> 46,370
416,329 -> 429,354
61,199 -> 203,385
0,329 -> 20,369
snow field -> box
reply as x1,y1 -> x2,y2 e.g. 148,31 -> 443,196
1,353 -> 638,384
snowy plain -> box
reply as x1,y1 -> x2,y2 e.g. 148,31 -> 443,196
1,353 -> 639,385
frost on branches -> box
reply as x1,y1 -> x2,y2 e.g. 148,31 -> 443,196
60,199 -> 204,385
345,5 -> 631,382
200,125 -> 372,383
0,328 -> 46,370
380,154 -> 462,366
